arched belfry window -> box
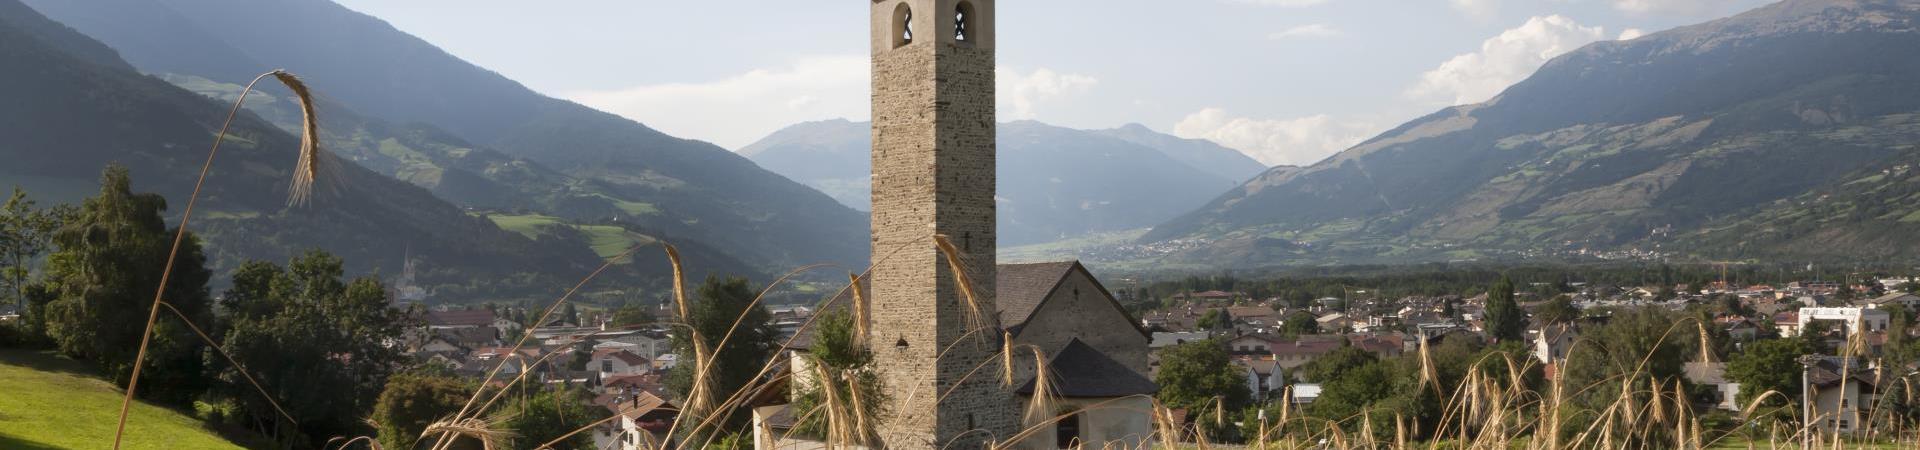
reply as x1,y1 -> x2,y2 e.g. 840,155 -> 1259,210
954,1 -> 974,42
893,3 -> 914,48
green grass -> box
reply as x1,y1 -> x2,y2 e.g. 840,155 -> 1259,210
484,213 -> 651,260
0,349 -> 248,450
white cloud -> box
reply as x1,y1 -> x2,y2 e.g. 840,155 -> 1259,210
1173,108 -> 1380,167
566,55 -> 869,150
568,57 -> 1096,149
997,67 -> 1099,121
1613,0 -> 1731,15
1449,0 -> 1500,18
1405,15 -> 1607,106
1618,28 -> 1647,40
1269,24 -> 1341,40
1230,0 -> 1332,7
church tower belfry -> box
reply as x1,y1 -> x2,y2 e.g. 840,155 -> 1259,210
867,0 -> 1009,449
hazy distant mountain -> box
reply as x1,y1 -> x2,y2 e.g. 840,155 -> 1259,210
24,0 -> 868,272
742,120 -> 1239,245
0,0 -> 662,298
1091,124 -> 1268,183
1141,0 -> 1920,267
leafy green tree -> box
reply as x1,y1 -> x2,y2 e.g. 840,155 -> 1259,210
1297,345 -> 1377,383
1484,276 -> 1524,343
1279,311 -> 1319,337
790,310 -> 886,440
500,388 -> 598,450
1800,320 -> 1833,355
40,166 -> 212,405
1532,295 -> 1580,325
609,305 -> 655,328
218,250 -> 418,445
666,276 -> 779,433
1725,337 -> 1812,408
1196,308 -> 1224,330
0,187 -> 68,318
372,371 -> 484,450
1152,339 -> 1251,411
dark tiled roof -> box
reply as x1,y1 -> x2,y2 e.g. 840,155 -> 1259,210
1017,339 -> 1158,398
996,261 -> 1079,330
1806,357 -> 1878,388
426,309 -> 497,327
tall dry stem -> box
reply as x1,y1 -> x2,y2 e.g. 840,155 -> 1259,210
112,69 -> 324,450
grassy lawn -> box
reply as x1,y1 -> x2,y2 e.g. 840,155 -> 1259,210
485,213 -> 651,261
0,349 -> 247,450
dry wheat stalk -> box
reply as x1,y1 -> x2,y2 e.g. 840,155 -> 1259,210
111,69 -> 326,450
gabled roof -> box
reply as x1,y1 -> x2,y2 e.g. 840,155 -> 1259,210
426,309 -> 497,327
997,261 -> 1149,339
808,260 -> 1148,343
1016,339 -> 1158,398
996,261 -> 1080,330
594,348 -> 649,366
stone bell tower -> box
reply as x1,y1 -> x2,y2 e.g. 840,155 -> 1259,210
868,0 -> 1010,449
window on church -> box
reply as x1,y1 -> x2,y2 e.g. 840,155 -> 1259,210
893,3 -> 914,48
1056,412 -> 1081,448
954,2 -> 972,42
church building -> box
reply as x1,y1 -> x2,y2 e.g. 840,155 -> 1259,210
754,1 -> 1156,449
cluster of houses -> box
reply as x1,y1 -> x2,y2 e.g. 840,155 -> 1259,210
405,308 -> 685,450
1136,276 -> 1920,436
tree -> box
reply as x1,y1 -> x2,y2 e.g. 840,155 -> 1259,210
0,187 -> 67,318
1196,308 -> 1224,330
218,250 -> 418,445
561,302 -> 580,326
1799,320 -> 1833,355
40,166 -> 213,406
790,310 -> 886,441
609,305 -> 655,328
500,388 -> 598,450
373,371 -> 484,450
1279,311 -> 1319,337
1153,339 -> 1252,411
1297,345 -> 1377,383
666,276 -> 779,433
1725,338 -> 1812,408
1533,295 -> 1580,325
1484,276 -> 1524,343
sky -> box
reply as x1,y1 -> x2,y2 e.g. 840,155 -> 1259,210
332,0 -> 1773,167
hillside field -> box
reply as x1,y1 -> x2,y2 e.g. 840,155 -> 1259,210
0,349 -> 247,450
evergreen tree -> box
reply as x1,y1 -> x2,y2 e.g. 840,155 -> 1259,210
666,276 -> 779,434
40,166 -> 213,405
1484,276 -> 1524,342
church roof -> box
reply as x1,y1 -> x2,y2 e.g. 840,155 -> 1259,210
804,260 -> 1147,346
1016,338 -> 1158,398
996,261 -> 1080,330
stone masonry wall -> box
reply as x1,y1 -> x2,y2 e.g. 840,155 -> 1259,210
869,1 -> 1015,448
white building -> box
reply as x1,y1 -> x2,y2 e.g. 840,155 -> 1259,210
1789,307 -> 1890,337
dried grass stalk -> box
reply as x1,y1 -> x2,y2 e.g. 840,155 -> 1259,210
933,234 -> 991,333
111,69 -> 327,450
421,416 -> 512,450
270,70 -> 323,206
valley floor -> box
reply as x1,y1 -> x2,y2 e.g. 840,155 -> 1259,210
0,349 -> 247,450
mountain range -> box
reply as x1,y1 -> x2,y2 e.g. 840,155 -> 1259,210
741,120 -> 1268,246
21,0 -> 869,276
0,0 -> 618,299
13,0 -> 1920,285
1132,0 -> 1920,269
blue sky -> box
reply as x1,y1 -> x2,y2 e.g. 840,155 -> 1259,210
333,0 -> 1772,166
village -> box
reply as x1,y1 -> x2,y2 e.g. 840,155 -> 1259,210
389,271 -> 1920,448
